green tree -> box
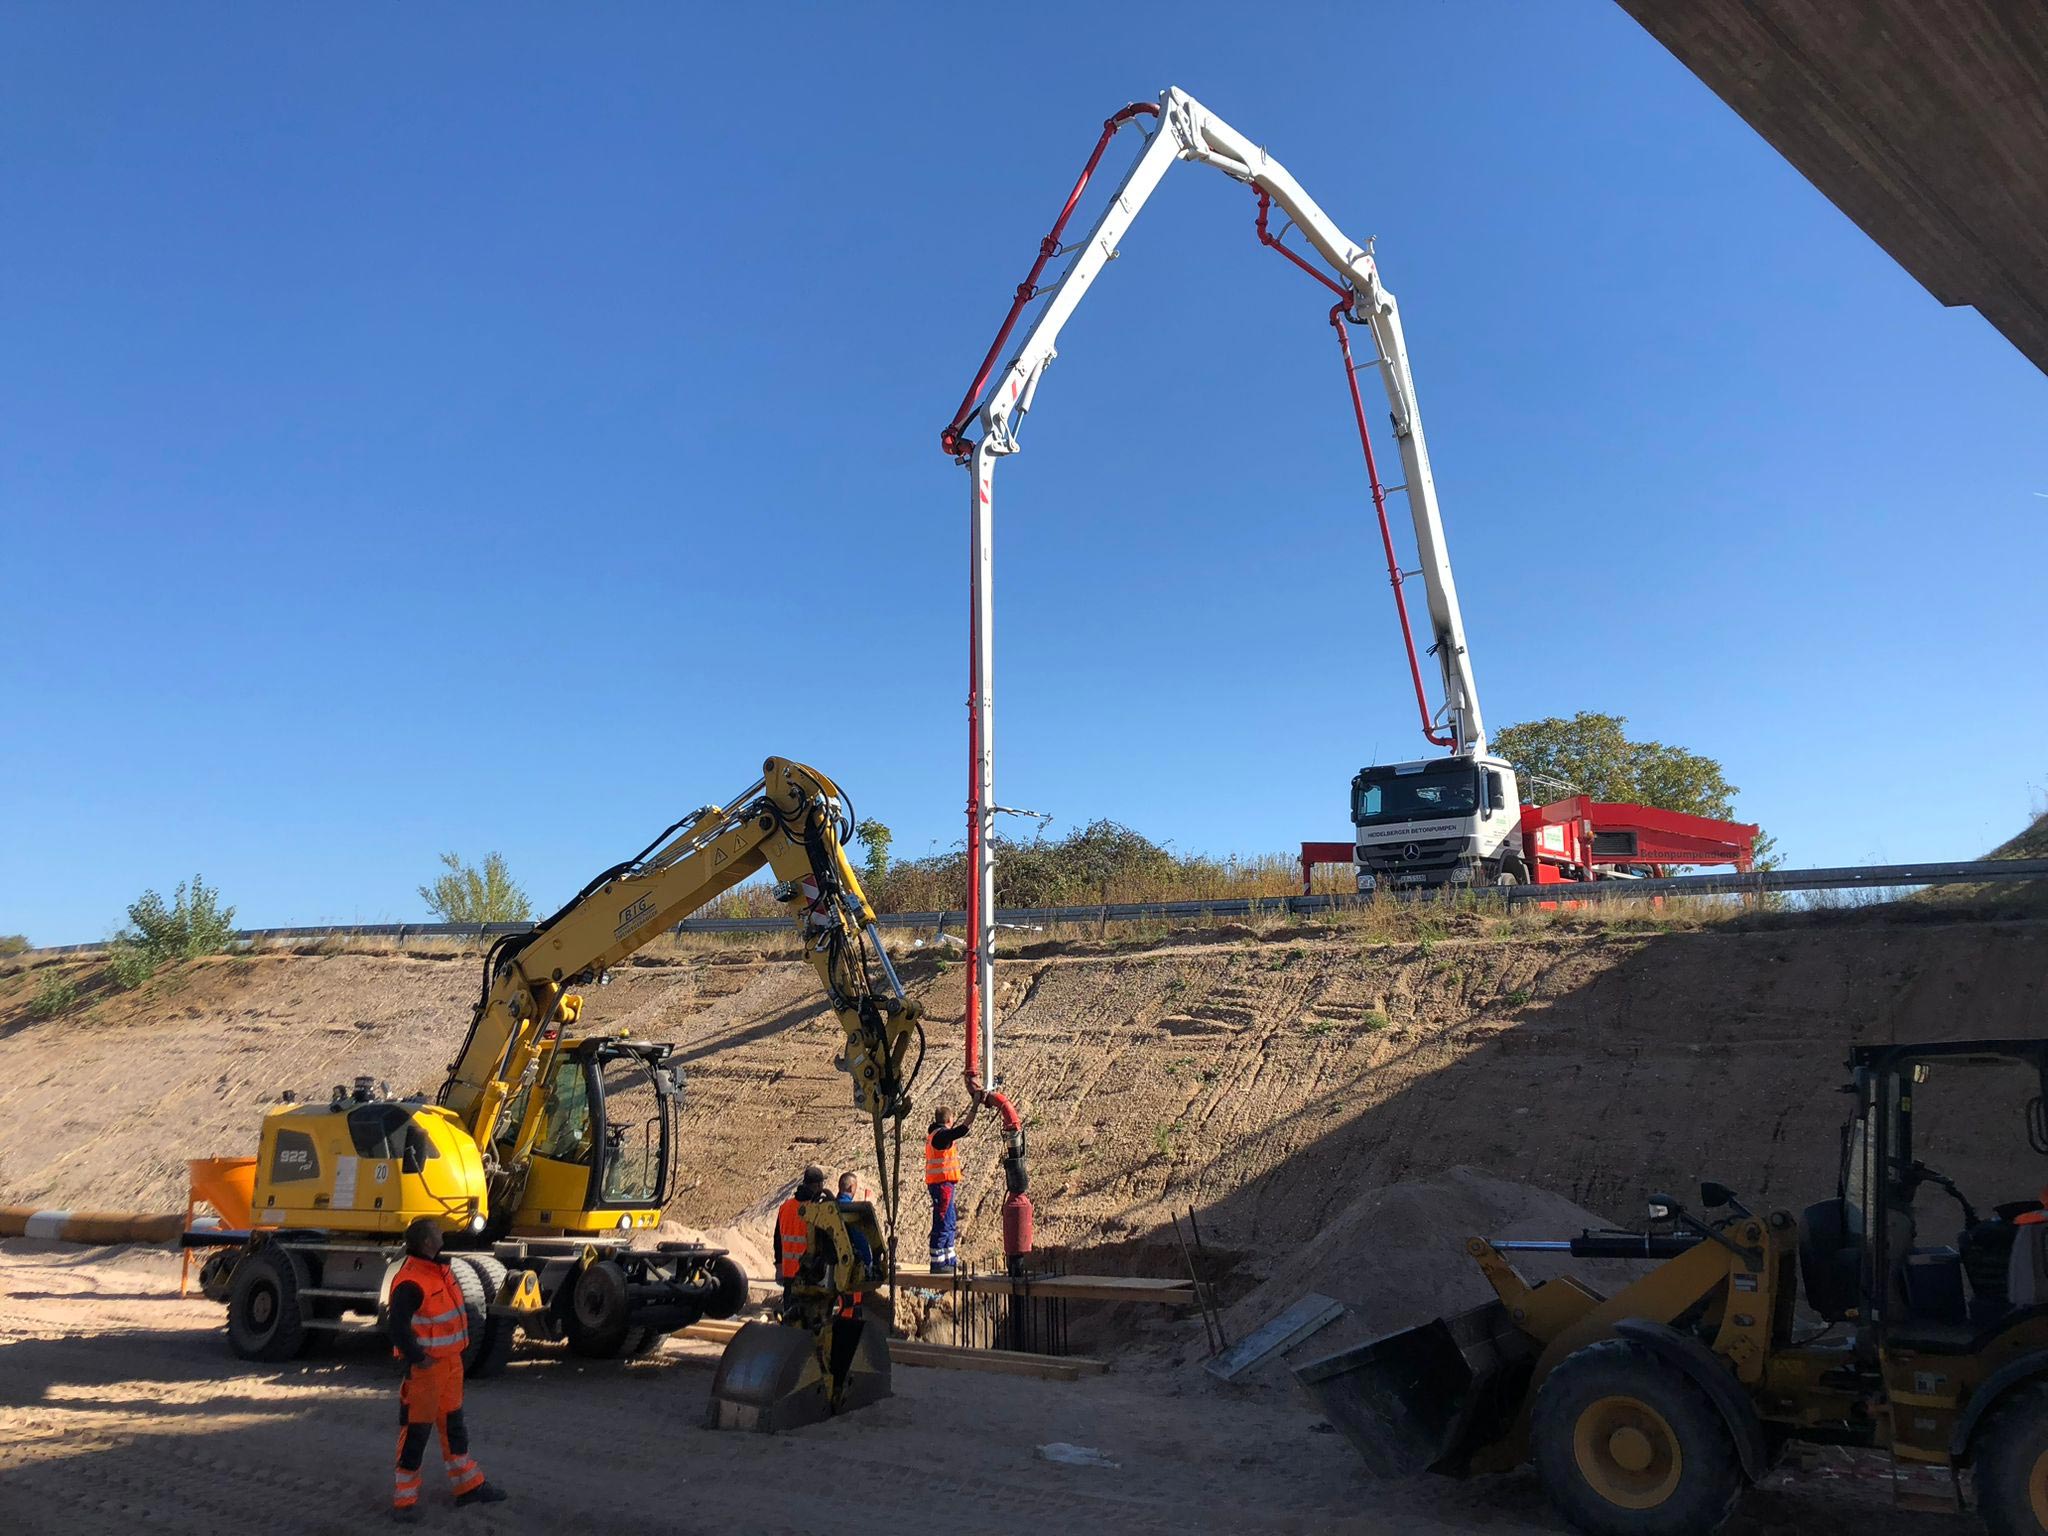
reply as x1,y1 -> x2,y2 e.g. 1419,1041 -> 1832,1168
1493,712 -> 1777,869
854,818 -> 893,886
420,852 -> 532,924
0,934 -> 30,956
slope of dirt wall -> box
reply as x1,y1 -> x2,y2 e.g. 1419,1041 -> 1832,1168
2,914 -> 2043,1293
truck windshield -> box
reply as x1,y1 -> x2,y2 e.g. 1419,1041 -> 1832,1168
1353,767 -> 1479,825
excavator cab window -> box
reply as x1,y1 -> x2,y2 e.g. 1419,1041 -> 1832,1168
534,1059 -> 596,1167
594,1051 -> 669,1207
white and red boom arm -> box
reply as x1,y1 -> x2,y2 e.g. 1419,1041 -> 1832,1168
941,86 -> 1487,757
941,88 -> 1487,1153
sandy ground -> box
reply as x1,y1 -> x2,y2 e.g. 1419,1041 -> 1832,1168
0,1243 -> 1968,1536
4,913 -> 2044,1296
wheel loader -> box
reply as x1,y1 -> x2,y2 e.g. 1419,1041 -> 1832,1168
1299,1039 -> 2048,1535
195,758 -> 918,1429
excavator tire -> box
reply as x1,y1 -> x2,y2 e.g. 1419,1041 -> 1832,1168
566,1258 -> 635,1359
1532,1339 -> 1742,1536
226,1245 -> 310,1363
704,1254 -> 750,1320
451,1255 -> 515,1378
1972,1382 -> 2048,1536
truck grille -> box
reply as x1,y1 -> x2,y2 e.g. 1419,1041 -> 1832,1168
1356,836 -> 1467,878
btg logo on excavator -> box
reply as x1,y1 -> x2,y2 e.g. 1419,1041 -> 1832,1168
614,894 -> 655,940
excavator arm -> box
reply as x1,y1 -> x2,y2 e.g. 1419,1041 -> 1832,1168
437,756 -> 922,1221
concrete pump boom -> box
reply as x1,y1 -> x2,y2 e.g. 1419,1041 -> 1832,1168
942,87 -> 1484,1105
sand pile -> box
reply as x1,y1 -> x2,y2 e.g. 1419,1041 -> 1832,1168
644,1218 -> 774,1286
1218,1165 -> 1649,1376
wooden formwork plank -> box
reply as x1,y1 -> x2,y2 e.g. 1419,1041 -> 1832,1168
677,1320 -> 1105,1381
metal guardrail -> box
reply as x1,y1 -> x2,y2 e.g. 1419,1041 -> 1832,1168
22,859 -> 2047,956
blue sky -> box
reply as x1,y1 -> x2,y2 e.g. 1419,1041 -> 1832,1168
3,4 -> 2043,944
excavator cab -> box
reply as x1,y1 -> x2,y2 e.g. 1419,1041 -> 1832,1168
496,1036 -> 679,1237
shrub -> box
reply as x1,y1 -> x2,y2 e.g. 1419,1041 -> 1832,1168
0,934 -> 30,957
420,853 -> 531,924
108,942 -> 160,990
126,875 -> 238,960
28,973 -> 78,1018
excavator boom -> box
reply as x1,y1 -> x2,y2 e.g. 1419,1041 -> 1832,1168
441,757 -> 921,1206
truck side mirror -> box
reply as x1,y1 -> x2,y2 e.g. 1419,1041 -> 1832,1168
1699,1180 -> 1735,1209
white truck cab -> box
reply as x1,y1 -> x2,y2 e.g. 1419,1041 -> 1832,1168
1351,754 -> 1525,892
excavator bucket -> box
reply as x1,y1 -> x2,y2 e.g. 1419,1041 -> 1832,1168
1292,1299 -> 1533,1476
707,1315 -> 892,1432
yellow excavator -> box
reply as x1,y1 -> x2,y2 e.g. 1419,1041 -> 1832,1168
204,757 -> 914,1427
1301,1039 -> 2048,1535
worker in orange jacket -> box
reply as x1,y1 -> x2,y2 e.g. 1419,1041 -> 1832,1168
926,1097 -> 982,1273
772,1165 -> 829,1298
387,1218 -> 507,1521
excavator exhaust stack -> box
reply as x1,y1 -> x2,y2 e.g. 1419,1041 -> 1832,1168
1293,1299 -> 1533,1476
707,1311 -> 893,1432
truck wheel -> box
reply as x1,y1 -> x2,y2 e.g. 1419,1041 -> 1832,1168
226,1247 -> 310,1362
1973,1383 -> 2048,1536
1532,1339 -> 1742,1536
451,1254 -> 516,1378
1495,858 -> 1529,888
566,1259 -> 635,1358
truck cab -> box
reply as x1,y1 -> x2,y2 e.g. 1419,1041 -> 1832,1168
1350,753 -> 1523,891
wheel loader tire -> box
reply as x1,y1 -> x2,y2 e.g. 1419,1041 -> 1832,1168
1972,1382 -> 2048,1536
226,1247 -> 309,1363
566,1259 -> 635,1358
451,1255 -> 515,1378
1532,1339 -> 1743,1536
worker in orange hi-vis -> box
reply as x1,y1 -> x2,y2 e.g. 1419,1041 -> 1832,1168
387,1218 -> 508,1521
773,1165 -> 829,1301
925,1097 -> 982,1273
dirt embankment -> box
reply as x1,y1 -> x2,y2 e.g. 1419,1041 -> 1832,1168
4,911 -> 2043,1298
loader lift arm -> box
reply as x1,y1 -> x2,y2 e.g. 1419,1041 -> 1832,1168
437,756 -> 923,1241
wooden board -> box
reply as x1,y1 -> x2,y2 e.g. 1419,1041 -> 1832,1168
888,1269 -> 1194,1306
677,1320 -> 1106,1382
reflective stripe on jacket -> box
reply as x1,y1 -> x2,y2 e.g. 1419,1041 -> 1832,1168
776,1198 -> 810,1279
925,1133 -> 961,1186
393,1256 -> 469,1361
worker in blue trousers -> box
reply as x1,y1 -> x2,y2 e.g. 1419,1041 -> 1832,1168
924,1097 -> 982,1272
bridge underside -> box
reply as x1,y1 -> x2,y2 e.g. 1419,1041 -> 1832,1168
1619,0 -> 2048,376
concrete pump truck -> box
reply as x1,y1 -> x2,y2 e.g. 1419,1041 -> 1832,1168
941,87 -> 1754,912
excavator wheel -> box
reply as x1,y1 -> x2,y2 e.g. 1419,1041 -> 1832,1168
566,1258 -> 635,1358
704,1254 -> 749,1320
226,1245 -> 311,1363
1532,1339 -> 1742,1536
451,1254 -> 516,1378
1972,1382 -> 2048,1536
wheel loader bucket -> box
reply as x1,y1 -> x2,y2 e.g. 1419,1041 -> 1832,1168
707,1316 -> 892,1432
1292,1299 -> 1533,1477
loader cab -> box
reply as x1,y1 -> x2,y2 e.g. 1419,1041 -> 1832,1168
1806,1040 -> 2048,1347
495,1037 -> 681,1237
